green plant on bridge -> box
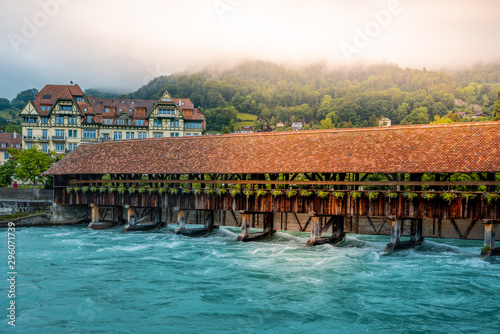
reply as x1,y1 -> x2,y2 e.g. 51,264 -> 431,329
99,187 -> 107,193
318,191 -> 330,199
117,186 -> 126,194
256,189 -> 268,198
217,188 -> 227,197
461,193 -> 476,204
404,192 -> 418,201
271,190 -> 284,198
66,187 -> 74,193
230,189 -> 241,197
90,186 -> 98,193
81,186 -> 89,193
109,187 -> 117,193
440,192 -> 458,204
169,188 -> 179,195
482,193 -> 500,206
74,187 -> 81,192
385,192 -> 399,201
138,187 -> 147,194
421,192 -> 436,201
128,187 -> 137,195
193,188 -> 202,196
243,189 -> 254,199
300,190 -> 314,198
182,188 -> 191,194
287,190 -> 298,198
367,191 -> 379,201
204,188 -> 215,196
158,187 -> 167,195
349,191 -> 362,201
333,192 -> 345,199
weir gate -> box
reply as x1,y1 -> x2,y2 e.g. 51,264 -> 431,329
44,122 -> 500,257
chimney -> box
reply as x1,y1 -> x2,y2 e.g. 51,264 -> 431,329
13,131 -> 16,139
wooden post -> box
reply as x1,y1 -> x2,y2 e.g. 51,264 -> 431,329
332,216 -> 344,237
263,213 -> 274,233
204,211 -> 214,229
480,220 -> 500,258
410,218 -> 423,242
90,204 -> 99,224
152,208 -> 162,226
237,213 -> 251,241
125,205 -> 135,225
390,218 -> 402,244
310,216 -> 322,239
177,210 -> 186,230
113,206 -> 122,223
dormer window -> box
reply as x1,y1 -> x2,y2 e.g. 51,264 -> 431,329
105,108 -> 110,113
76,97 -> 84,102
43,95 -> 51,99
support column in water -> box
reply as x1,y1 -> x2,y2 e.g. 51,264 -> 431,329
177,210 -> 186,230
480,220 -> 500,258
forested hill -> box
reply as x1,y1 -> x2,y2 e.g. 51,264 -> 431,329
122,61 -> 500,132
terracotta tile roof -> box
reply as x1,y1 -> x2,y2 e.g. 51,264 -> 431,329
32,84 -> 87,115
44,122 -> 500,176
0,133 -> 22,151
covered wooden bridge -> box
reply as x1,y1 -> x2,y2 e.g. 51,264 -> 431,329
44,122 -> 500,256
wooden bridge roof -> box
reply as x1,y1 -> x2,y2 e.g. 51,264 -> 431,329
44,122 -> 500,176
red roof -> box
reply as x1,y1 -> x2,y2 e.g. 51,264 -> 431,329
0,132 -> 22,152
32,84 -> 87,115
44,122 -> 500,176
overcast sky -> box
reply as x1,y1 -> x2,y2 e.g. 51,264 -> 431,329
1,0 -> 499,99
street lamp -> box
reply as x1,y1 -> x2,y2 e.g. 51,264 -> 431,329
35,176 -> 39,189
11,176 -> 14,188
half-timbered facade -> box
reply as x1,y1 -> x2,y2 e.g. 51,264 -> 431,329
20,84 -> 205,153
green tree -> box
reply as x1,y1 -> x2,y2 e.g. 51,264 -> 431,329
400,107 -> 429,125
320,118 -> 335,129
14,147 -> 54,185
0,159 -> 17,187
494,88 -> 500,120
221,126 -> 231,134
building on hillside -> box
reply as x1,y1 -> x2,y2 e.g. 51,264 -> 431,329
240,126 -> 253,133
291,122 -> 303,131
19,84 -> 206,153
276,121 -> 284,128
379,117 -> 392,127
0,132 -> 22,164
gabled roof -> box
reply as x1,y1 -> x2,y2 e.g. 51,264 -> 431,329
44,122 -> 500,176
0,132 -> 22,151
30,84 -> 87,116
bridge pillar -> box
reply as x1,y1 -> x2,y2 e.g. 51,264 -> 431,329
90,204 -> 99,224
125,205 -> 136,226
113,207 -> 122,224
480,220 -> 500,258
152,208 -> 162,227
306,215 -> 345,247
385,218 -> 423,253
204,211 -> 214,229
236,212 -> 274,242
177,210 -> 186,230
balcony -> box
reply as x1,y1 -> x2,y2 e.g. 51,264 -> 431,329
157,113 -> 175,118
23,135 -> 51,141
52,135 -> 67,142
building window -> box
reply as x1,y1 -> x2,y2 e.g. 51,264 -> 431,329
153,119 -> 162,127
83,130 -> 96,138
158,109 -> 175,115
27,129 -> 33,138
153,132 -> 163,138
68,143 -> 78,152
16,144 -> 20,148
87,116 -> 93,123
43,95 -> 51,99
55,129 -> 65,138
185,134 -> 191,137
170,120 -> 179,128
117,119 -> 126,125
114,131 -> 122,140
1,143 -> 6,148
42,129 -> 48,139
68,116 -> 77,125
126,132 -> 135,140
102,133 -> 110,141
68,129 -> 77,138
42,143 -> 48,153
24,117 -> 37,123
41,117 -> 48,124
138,132 -> 147,139
60,105 -> 72,111
55,143 -> 65,152
55,116 -> 64,124
4,152 -> 8,160
136,119 -> 145,126
170,132 -> 180,137
27,143 -> 33,149
76,97 -> 83,102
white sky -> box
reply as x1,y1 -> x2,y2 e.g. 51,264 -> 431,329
0,0 -> 499,99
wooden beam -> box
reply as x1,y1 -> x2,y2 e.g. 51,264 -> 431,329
449,218 -> 463,239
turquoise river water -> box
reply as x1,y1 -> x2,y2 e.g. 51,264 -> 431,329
2,225 -> 500,333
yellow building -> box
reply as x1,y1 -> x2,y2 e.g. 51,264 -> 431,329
20,84 -> 205,153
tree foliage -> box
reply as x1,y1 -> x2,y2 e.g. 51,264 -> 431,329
14,147 -> 54,185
